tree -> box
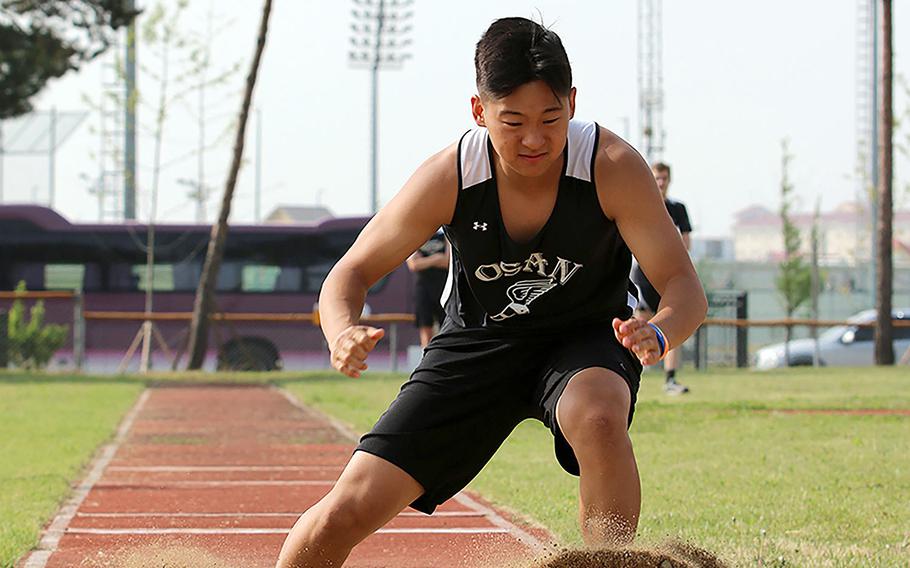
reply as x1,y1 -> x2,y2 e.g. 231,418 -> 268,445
0,0 -> 139,118
186,0 -> 273,369
125,0 -> 189,373
809,197 -> 822,366
80,2 -> 239,222
775,139 -> 812,366
7,281 -> 68,369
92,2 -> 240,371
178,4 -> 243,222
875,0 -> 894,365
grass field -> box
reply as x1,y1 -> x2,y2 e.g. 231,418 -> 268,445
283,367 -> 910,567
1,368 -> 907,567
0,376 -> 144,568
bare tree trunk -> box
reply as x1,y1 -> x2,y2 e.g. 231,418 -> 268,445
810,197 -> 821,367
186,0 -> 273,369
141,19 -> 174,373
875,0 -> 894,365
784,322 -> 792,367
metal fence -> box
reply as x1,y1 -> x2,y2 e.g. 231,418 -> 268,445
693,290 -> 749,368
2,289 -> 908,374
0,290 -> 415,373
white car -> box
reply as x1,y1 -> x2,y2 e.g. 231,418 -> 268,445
754,308 -> 910,369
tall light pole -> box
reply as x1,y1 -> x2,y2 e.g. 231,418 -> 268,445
638,0 -> 664,162
349,0 -> 413,214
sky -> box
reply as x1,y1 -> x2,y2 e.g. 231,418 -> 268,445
3,0 -> 910,237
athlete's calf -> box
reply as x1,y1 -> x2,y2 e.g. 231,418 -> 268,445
556,367 -> 640,547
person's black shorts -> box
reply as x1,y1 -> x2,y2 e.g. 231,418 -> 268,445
414,283 -> 446,328
631,264 -> 660,313
356,320 -> 642,514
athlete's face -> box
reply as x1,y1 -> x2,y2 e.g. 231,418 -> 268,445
471,81 -> 576,178
653,168 -> 670,198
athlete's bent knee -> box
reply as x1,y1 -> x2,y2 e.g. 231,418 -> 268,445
558,372 -> 630,447
564,403 -> 628,447
311,497 -> 376,547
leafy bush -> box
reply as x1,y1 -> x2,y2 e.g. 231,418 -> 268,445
7,281 -> 68,369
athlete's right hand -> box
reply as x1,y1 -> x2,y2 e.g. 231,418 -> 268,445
329,326 -> 385,378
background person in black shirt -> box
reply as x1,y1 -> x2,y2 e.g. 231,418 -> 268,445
406,232 -> 449,346
630,162 -> 693,394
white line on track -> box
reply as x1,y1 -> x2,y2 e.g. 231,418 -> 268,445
95,480 -> 334,487
454,493 -> 546,554
66,527 -> 510,536
274,386 -> 361,440
20,390 -> 151,568
21,386 -> 552,567
76,511 -> 485,518
107,465 -> 342,472
278,386 -> 552,554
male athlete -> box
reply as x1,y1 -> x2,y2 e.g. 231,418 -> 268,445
276,17 -> 706,568
630,162 -> 694,394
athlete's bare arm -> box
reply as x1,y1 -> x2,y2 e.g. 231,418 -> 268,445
594,128 -> 707,364
319,144 -> 458,377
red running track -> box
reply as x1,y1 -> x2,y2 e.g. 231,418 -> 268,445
17,385 -> 553,568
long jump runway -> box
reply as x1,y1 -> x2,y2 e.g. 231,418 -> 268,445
19,385 -> 552,568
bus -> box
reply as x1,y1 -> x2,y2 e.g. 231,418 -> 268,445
0,205 -> 419,372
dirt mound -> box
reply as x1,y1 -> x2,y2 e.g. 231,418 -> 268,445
532,541 -> 728,568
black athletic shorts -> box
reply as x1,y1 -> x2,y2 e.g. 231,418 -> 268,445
356,319 -> 642,514
631,264 -> 660,313
414,283 -> 446,328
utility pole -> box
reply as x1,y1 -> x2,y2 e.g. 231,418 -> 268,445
349,0 -> 413,214
874,0 -> 894,365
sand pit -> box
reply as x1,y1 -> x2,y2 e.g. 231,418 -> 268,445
81,544 -> 232,568
531,541 -> 728,568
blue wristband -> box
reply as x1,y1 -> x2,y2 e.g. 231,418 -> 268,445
647,322 -> 668,359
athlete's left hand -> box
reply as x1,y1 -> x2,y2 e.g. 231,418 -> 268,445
612,317 -> 662,366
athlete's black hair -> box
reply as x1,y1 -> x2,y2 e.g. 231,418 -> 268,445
474,17 -> 572,100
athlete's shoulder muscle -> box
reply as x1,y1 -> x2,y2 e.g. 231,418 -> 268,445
592,126 -> 656,220
591,127 -> 690,296
338,142 -> 459,286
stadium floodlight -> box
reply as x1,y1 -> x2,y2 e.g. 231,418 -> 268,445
349,0 -> 414,214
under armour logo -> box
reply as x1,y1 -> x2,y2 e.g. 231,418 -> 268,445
473,222 -> 488,231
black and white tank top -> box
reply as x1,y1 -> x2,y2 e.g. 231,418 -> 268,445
441,119 -> 638,332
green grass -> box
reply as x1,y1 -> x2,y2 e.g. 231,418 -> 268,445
2,368 -> 907,567
283,367 -> 910,567
0,375 -> 144,568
